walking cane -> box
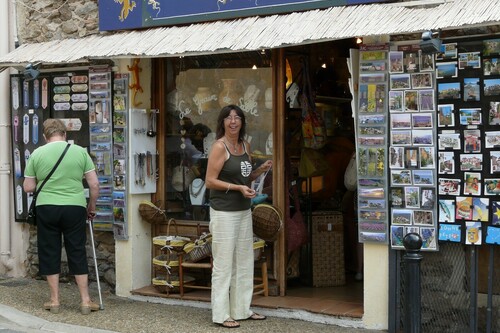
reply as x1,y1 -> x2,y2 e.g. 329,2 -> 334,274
88,217 -> 104,310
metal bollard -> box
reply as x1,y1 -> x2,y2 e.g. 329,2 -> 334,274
403,232 -> 423,333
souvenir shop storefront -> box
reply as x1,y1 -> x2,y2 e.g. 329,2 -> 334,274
1,0 -> 500,331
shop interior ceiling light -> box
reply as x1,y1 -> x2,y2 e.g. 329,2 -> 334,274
23,63 -> 41,81
420,30 -> 442,54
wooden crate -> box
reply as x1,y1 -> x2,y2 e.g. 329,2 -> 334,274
312,211 -> 345,287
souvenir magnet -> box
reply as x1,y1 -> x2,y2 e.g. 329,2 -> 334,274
13,115 -> 19,143
14,148 -> 21,178
25,149 -> 30,163
23,80 -> 29,108
32,114 -> 38,144
16,185 -> 23,215
23,114 -> 30,144
42,78 -> 48,109
33,79 -> 40,108
11,77 -> 19,110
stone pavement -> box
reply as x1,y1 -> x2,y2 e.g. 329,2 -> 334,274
0,276 -> 385,333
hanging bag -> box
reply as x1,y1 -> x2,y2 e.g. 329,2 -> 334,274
301,59 -> 326,150
286,179 -> 308,254
27,143 -> 71,225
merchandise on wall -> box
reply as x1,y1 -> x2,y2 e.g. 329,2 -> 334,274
112,73 -> 130,240
10,71 -> 90,221
355,46 -> 390,244
435,38 -> 500,247
387,45 -> 438,251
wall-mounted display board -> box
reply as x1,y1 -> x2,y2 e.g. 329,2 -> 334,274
435,38 -> 500,247
89,66 -> 114,231
112,73 -> 130,240
11,71 -> 90,221
387,45 -> 438,251
355,45 -> 390,244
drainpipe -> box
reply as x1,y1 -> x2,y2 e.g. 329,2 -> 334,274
0,0 -> 15,271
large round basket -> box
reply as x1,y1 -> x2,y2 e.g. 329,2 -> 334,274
152,274 -> 195,294
252,204 -> 283,242
139,201 -> 167,224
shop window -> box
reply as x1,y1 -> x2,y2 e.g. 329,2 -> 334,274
163,52 -> 273,221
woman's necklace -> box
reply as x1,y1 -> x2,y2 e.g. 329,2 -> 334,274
225,138 -> 239,153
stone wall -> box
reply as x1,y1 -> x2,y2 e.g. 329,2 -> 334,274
16,0 -> 100,44
17,1 -> 116,288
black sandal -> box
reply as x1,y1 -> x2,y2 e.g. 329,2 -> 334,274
218,319 -> 240,328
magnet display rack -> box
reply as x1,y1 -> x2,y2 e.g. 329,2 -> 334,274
10,71 -> 90,222
355,45 -> 390,244
435,38 -> 500,246
387,45 -> 439,251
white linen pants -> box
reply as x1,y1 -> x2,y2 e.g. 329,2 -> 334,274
209,208 -> 254,323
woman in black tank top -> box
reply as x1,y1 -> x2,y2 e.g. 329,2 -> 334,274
205,105 -> 272,328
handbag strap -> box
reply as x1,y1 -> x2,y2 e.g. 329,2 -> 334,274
34,143 -> 71,197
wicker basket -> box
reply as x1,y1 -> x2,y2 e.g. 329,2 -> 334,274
153,253 -> 180,269
253,238 -> 265,261
252,204 -> 283,242
312,211 -> 345,287
152,274 -> 195,294
183,233 -> 212,263
139,201 -> 167,224
152,218 -> 191,252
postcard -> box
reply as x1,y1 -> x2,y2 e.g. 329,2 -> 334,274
483,39 -> 500,56
491,151 -> 500,173
484,179 -> 500,196
438,178 -> 461,195
438,151 -> 455,174
404,186 -> 420,208
359,199 -> 386,209
485,226 -> 500,245
472,197 -> 489,222
436,61 -> 458,78
483,58 -> 499,76
413,170 -> 434,186
464,172 -> 481,195
412,113 -> 433,129
358,178 -> 385,187
485,131 -> 500,148
489,202 -> 500,227
391,170 -> 412,186
389,51 -> 404,73
390,74 -> 411,90
391,113 -> 412,129
458,52 -> 481,69
463,129 -> 481,153
438,199 -> 455,223
421,188 -> 435,210
419,51 -> 435,72
439,223 -> 461,243
404,52 -> 419,73
456,196 -> 473,220
438,82 -> 461,100
391,130 -> 412,146
438,104 -> 455,127
459,108 -> 482,125
359,126 -> 385,135
391,188 -> 404,207
392,209 -> 412,225
389,91 -> 404,112
412,129 -> 433,145
391,226 -> 405,248
389,146 -> 404,169
420,227 -> 437,250
359,187 -> 385,198
418,89 -> 435,111
465,221 -> 482,245
438,133 -> 461,150
404,90 -> 419,112
405,147 -> 418,169
359,232 -> 386,243
459,154 -> 482,171
485,78 -> 500,96
360,61 -> 387,72
419,147 -> 435,169
413,210 -> 433,226
463,78 -> 481,102
360,210 -> 386,221
436,43 -> 458,60
411,73 -> 433,89
489,102 -> 500,125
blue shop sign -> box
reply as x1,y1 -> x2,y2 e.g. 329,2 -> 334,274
99,0 -> 391,31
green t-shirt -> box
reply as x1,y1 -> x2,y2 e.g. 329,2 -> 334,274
24,141 -> 95,207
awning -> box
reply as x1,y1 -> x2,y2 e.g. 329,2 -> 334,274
1,0 -> 499,67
